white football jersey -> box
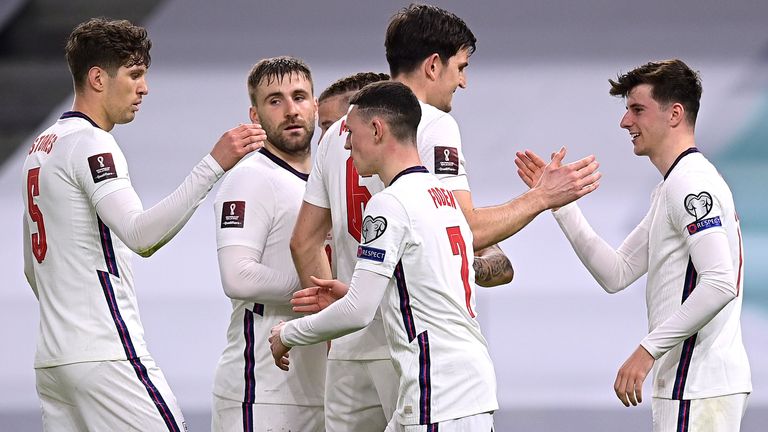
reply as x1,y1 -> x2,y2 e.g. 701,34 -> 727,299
303,101 -> 470,360
213,149 -> 326,406
355,168 -> 497,425
645,150 -> 750,399
21,112 -> 147,368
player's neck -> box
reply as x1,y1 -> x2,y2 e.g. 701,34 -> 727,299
71,93 -> 115,131
649,134 -> 696,177
394,74 -> 428,106
378,144 -> 422,187
263,141 -> 311,174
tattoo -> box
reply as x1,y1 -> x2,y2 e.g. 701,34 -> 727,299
473,251 -> 513,286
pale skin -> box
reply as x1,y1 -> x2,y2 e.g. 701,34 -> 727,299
514,83 -> 697,407
72,63 -> 265,171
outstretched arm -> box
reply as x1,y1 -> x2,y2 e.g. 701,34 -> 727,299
458,147 -> 600,250
473,244 -> 513,287
270,269 -> 387,370
515,148 -> 647,293
96,124 -> 265,257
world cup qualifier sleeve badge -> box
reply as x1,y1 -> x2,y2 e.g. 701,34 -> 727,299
684,191 -> 721,235
434,146 -> 459,175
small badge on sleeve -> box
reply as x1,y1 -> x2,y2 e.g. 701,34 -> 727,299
358,245 -> 386,262
362,216 -> 387,244
434,146 -> 459,175
221,201 -> 246,228
88,153 -> 117,183
684,191 -> 713,220
687,216 -> 722,235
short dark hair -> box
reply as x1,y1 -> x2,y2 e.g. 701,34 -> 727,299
247,56 -> 313,106
318,72 -> 390,103
385,4 -> 476,77
609,59 -> 703,126
349,81 -> 421,144
65,18 -> 152,90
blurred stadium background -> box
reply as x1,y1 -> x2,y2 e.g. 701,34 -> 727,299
1,1 -> 766,430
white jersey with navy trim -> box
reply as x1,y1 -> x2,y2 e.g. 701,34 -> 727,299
22,112 -> 145,368
213,149 -> 326,406
354,168 -> 497,426
303,101 -> 470,361
643,150 -> 750,400
22,112 -> 189,431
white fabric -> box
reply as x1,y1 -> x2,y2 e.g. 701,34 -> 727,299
95,154 -> 223,257
287,171 -> 497,425
652,393 -> 748,432
21,115 -> 220,369
324,359 -> 399,432
212,150 -> 326,406
302,101 -> 470,361
36,356 -> 186,432
552,151 -> 751,400
211,394 -> 324,432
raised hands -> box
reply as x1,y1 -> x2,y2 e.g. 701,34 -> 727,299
515,147 -> 601,209
290,276 -> 349,313
210,123 -> 267,171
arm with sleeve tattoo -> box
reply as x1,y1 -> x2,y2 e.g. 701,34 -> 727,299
473,244 -> 513,287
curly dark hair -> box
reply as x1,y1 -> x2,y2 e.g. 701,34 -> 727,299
318,72 -> 390,103
65,17 -> 151,89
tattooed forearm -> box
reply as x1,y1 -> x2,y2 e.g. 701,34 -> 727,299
473,245 -> 514,287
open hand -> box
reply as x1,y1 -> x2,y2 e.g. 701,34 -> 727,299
291,276 -> 349,313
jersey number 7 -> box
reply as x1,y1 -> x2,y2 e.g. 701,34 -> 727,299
26,167 -> 48,263
446,226 -> 475,318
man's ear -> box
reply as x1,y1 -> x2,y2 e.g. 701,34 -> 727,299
669,102 -> 685,128
249,106 -> 260,124
372,117 -> 384,141
87,66 -> 106,92
423,53 -> 441,81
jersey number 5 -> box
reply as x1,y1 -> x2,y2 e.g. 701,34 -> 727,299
345,157 -> 372,242
446,226 -> 475,317
26,167 -> 48,263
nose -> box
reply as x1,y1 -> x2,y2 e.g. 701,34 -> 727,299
344,135 -> 351,150
284,98 -> 300,118
458,72 -> 467,89
138,76 -> 149,96
619,111 -> 631,129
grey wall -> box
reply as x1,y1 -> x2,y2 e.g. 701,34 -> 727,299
2,0 -> 767,429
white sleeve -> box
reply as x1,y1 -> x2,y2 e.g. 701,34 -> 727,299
552,202 -> 649,293
640,231 -> 737,359
303,118 -> 337,209
419,110 -> 470,192
217,245 -> 299,304
281,269 -> 389,346
95,154 -> 224,257
22,215 -> 38,298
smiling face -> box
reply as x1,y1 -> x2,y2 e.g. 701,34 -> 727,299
430,46 -> 469,112
620,84 -> 672,158
103,64 -> 148,127
252,72 -> 316,156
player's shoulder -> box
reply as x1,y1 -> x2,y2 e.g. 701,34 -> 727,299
665,153 -> 721,193
418,101 -> 456,127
